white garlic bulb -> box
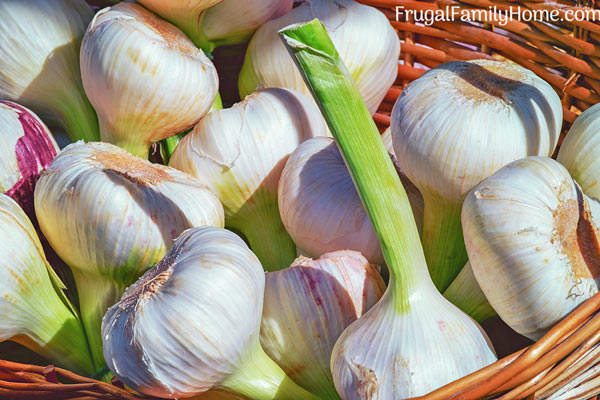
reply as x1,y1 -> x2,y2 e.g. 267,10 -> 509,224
80,3 -> 218,158
0,195 -> 95,375
462,156 -> 600,340
170,88 -> 327,271
0,0 -> 99,142
102,227 -> 319,399
391,59 -> 562,292
35,141 -> 224,367
558,103 -> 600,199
238,0 -> 400,115
261,251 -> 385,399
279,137 -> 423,264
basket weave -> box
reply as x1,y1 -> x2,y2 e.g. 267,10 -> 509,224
2,0 -> 600,399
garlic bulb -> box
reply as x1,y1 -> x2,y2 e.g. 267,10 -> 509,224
0,195 -> 95,375
278,136 -> 423,264
137,0 -> 293,53
238,0 -> 400,115
0,0 -> 99,142
391,59 -> 562,291
80,3 -> 218,158
0,101 -> 59,219
462,156 -> 600,340
170,88 -> 327,271
558,103 -> 600,199
102,227 -> 319,399
261,251 -> 385,399
35,141 -> 224,367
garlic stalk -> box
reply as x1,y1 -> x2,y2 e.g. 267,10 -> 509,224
239,0 -> 400,115
462,156 -> 600,340
35,141 -> 224,368
391,59 -> 562,291
261,251 -> 385,399
80,3 -> 218,158
0,0 -> 99,142
137,0 -> 293,53
281,20 -> 496,398
278,136 -> 423,264
557,103 -> 600,199
102,227 -> 319,400
170,88 -> 327,271
0,195 -> 95,375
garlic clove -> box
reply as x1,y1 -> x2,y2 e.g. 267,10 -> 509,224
0,195 -> 95,375
102,227 -> 319,399
462,156 -> 600,340
35,141 -> 224,368
261,250 -> 385,399
170,88 -> 327,271
391,59 -> 562,292
80,3 -> 218,158
238,0 -> 400,115
0,0 -> 99,142
278,137 -> 423,264
557,103 -> 600,199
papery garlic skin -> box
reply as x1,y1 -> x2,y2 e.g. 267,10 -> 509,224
170,88 -> 327,271
80,3 -> 218,158
261,251 -> 385,399
279,137 -> 422,264
558,103 -> 600,199
463,156 -> 600,340
0,195 -> 95,375
0,102 -> 59,218
0,0 -> 99,142
103,227 -> 317,399
331,287 -> 497,398
391,59 -> 562,291
238,0 -> 400,115
35,141 -> 224,367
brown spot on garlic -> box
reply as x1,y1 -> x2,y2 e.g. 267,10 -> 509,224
452,62 -> 528,105
93,149 -> 173,185
351,361 -> 378,399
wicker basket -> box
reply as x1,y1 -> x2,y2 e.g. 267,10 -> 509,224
3,0 -> 600,399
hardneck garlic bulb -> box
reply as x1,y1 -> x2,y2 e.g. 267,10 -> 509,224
0,101 -> 59,219
137,0 -> 293,53
462,156 -> 600,340
102,227 -> 319,399
558,103 -> 600,199
0,195 -> 95,375
261,251 -> 385,399
279,136 -> 423,264
238,0 -> 400,115
35,141 -> 224,368
0,0 -> 99,142
170,88 -> 327,271
392,59 -> 562,291
80,3 -> 218,158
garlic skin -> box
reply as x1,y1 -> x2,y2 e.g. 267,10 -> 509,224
462,156 -> 600,340
238,0 -> 400,115
0,101 -> 59,219
0,0 -> 99,142
331,285 -> 497,398
80,3 -> 218,158
170,88 -> 327,271
102,227 -> 318,399
0,195 -> 95,375
279,137 -> 423,264
558,103 -> 600,199
391,59 -> 562,291
261,251 -> 385,399
35,141 -> 224,367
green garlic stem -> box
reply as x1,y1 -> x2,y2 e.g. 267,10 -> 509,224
443,262 -> 497,322
279,19 -> 432,314
55,83 -> 100,143
421,198 -> 468,292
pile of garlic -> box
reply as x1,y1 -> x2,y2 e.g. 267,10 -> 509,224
0,1 -> 596,400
